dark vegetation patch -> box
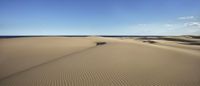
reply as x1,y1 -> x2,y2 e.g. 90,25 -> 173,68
159,37 -> 196,42
179,42 -> 200,45
96,42 -> 107,46
189,36 -> 200,39
142,40 -> 157,44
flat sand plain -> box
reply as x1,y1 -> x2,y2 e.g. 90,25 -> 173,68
0,37 -> 200,86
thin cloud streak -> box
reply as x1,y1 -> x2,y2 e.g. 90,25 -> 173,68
178,16 -> 195,20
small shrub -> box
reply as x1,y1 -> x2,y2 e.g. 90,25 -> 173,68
96,42 -> 107,46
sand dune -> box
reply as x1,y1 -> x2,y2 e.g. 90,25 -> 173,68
151,40 -> 200,52
0,37 -> 200,86
0,37 -> 96,79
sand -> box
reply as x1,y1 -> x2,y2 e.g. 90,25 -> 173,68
155,39 -> 200,49
0,37 -> 200,86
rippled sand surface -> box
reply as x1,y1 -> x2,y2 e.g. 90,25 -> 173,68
0,37 -> 200,86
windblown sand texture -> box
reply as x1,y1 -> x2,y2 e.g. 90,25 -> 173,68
0,37 -> 200,86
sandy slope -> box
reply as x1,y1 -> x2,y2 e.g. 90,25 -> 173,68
0,37 -> 96,79
0,37 -> 200,86
152,40 -> 200,51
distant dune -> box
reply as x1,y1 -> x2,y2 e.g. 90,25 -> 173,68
0,37 -> 200,86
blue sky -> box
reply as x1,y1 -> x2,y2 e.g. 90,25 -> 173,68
0,0 -> 200,35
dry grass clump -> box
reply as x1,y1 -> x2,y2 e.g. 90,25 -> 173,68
96,42 -> 107,46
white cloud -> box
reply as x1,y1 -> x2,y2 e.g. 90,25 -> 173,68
184,22 -> 200,28
164,24 -> 173,27
178,16 -> 194,20
137,24 -> 147,26
130,22 -> 200,35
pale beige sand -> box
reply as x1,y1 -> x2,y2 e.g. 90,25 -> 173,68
153,40 -> 200,51
0,37 -> 96,79
0,37 -> 200,86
